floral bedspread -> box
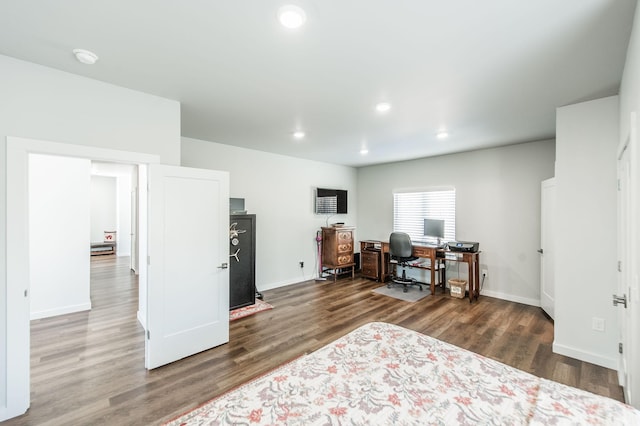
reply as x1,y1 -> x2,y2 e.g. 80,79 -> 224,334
166,322 -> 640,425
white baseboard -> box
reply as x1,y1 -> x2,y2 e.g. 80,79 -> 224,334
553,341 -> 617,370
480,289 -> 540,307
30,302 -> 91,320
259,279 -> 543,308
259,277 -> 307,292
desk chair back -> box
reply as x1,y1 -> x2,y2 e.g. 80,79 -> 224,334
389,232 -> 414,260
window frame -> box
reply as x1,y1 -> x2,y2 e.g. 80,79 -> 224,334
392,187 -> 456,243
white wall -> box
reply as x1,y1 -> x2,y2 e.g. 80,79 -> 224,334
0,55 -> 181,165
117,174 -> 133,257
90,176 -> 117,243
181,137 -> 358,291
0,54 -> 178,420
357,140 -> 556,306
620,3 -> 640,143
29,154 -> 91,320
89,173 -> 133,257
91,162 -> 136,257
554,96 -> 619,369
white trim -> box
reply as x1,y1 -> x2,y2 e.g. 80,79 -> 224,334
480,290 -> 541,308
393,185 -> 455,194
258,277 -> 306,292
9,136 -> 158,164
30,303 -> 92,320
553,341 -> 618,370
3,136 -> 160,422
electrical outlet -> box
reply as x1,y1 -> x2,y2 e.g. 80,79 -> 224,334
299,261 -> 304,268
482,269 -> 488,278
592,317 -> 605,332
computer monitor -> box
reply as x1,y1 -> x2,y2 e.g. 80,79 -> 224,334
424,218 -> 445,245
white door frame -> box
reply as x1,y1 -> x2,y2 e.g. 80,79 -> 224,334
617,138 -> 631,398
630,111 -> 640,408
540,177 -> 556,320
616,111 -> 640,408
3,136 -> 159,420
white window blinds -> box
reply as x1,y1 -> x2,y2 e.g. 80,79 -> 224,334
393,189 -> 456,242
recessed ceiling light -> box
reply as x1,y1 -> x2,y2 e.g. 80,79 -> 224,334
360,148 -> 369,155
293,130 -> 305,140
375,102 -> 391,113
73,49 -> 99,65
436,130 -> 449,140
278,5 -> 306,29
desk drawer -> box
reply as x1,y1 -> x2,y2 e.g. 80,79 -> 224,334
337,242 -> 353,253
412,246 -> 435,257
362,266 -> 378,279
337,231 -> 353,243
361,250 -> 380,279
362,255 -> 378,268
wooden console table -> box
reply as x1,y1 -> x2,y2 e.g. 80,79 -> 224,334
363,240 -> 481,303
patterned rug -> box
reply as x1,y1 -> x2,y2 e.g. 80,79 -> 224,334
230,299 -> 273,321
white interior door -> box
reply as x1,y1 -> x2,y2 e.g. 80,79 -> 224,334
540,177 -> 556,320
618,111 -> 640,408
617,140 -> 632,403
629,112 -> 640,408
146,164 -> 230,369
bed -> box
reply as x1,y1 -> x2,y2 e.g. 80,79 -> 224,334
166,322 -> 640,425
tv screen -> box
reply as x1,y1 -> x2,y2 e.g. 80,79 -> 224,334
315,188 -> 347,214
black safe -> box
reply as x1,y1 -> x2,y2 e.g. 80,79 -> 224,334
229,214 -> 256,310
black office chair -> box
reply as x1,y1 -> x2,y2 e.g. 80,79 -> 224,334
388,232 -> 422,292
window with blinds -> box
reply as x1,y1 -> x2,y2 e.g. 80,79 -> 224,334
393,189 -> 456,242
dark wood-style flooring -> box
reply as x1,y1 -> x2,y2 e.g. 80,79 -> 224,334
5,255 -> 624,425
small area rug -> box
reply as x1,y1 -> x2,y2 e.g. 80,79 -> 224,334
372,284 -> 430,302
230,299 -> 273,321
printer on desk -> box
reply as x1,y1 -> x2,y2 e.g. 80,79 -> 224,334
447,241 -> 480,253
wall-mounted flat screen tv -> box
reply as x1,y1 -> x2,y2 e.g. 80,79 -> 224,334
315,188 -> 347,214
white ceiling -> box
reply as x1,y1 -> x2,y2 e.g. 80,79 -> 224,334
0,1 -> 636,167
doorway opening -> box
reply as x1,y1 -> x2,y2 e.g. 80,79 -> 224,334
27,154 -> 146,420
5,136 -> 157,420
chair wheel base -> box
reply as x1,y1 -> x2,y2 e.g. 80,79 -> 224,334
390,277 -> 422,293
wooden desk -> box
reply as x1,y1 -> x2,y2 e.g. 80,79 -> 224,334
371,241 -> 481,303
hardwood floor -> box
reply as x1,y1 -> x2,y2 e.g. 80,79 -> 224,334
6,255 -> 624,425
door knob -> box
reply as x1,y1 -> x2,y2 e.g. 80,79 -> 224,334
613,294 -> 627,308
217,263 -> 228,269
537,249 -> 543,254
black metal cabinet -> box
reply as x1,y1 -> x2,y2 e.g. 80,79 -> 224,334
229,214 -> 256,310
